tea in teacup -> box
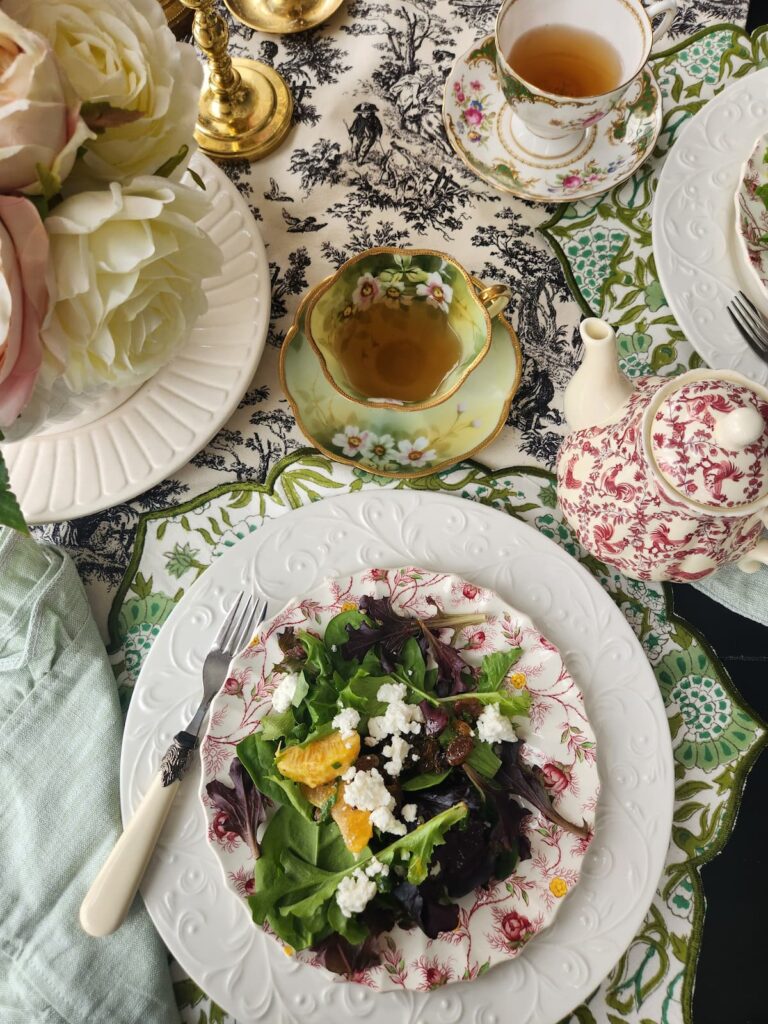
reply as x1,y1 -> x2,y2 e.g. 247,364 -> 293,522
336,302 -> 462,403
507,25 -> 623,98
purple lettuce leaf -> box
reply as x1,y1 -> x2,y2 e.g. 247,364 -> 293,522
341,595 -> 474,695
205,757 -> 271,859
392,880 -> 460,938
494,742 -> 590,838
419,699 -> 450,736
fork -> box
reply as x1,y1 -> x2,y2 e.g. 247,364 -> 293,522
727,291 -> 768,365
80,592 -> 267,938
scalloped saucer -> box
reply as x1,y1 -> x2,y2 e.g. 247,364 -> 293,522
279,279 -> 522,479
443,35 -> 662,204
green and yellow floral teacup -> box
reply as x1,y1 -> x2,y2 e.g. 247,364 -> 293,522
304,247 -> 511,412
280,280 -> 522,479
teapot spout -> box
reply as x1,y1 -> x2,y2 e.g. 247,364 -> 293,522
564,318 -> 635,432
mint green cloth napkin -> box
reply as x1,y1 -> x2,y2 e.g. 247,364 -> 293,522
693,560 -> 768,628
0,527 -> 179,1024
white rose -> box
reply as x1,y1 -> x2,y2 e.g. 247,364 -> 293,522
42,177 -> 222,394
4,0 -> 202,183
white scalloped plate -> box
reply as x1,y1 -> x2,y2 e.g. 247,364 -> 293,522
2,154 -> 270,523
654,68 -> 768,386
121,491 -> 673,1024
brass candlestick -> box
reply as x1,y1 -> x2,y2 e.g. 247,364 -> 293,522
223,0 -> 344,34
180,0 -> 293,161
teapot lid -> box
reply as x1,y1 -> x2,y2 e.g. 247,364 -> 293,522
650,376 -> 768,509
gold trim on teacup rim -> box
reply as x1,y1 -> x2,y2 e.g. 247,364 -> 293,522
494,0 -> 651,105
279,276 -> 523,480
303,245 -> 510,413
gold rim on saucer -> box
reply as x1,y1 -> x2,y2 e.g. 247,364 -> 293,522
223,0 -> 345,34
302,246 -> 503,413
279,277 -> 523,480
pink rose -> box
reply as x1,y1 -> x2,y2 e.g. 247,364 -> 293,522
500,910 -> 533,945
562,174 -> 583,190
463,107 -> 483,126
462,583 -> 480,599
541,762 -> 569,794
223,675 -> 242,695
0,196 -> 48,427
212,811 -> 237,842
0,10 -> 92,194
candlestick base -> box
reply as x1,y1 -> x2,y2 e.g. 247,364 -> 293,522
224,0 -> 344,33
195,58 -> 293,162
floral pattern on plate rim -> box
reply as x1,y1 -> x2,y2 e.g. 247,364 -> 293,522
199,567 -> 599,991
735,131 -> 768,297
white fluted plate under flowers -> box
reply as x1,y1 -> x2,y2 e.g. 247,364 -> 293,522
2,153 -> 270,523
654,67 -> 768,387
442,36 -> 662,204
120,490 -> 673,1024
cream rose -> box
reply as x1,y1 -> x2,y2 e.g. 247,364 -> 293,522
0,197 -> 49,428
0,11 -> 92,194
42,177 -> 221,394
4,0 -> 202,184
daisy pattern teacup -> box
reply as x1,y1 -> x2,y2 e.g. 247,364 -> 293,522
304,247 -> 511,411
495,0 -> 677,158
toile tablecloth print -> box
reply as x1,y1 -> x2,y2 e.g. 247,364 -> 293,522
25,0 -> 768,1021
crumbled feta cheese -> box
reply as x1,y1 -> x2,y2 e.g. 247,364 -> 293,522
370,805 -> 407,836
335,869 -> 377,917
342,766 -> 357,783
429,862 -> 441,877
271,673 -> 298,713
331,644 -> 338,652
365,856 -> 390,879
382,735 -> 410,777
332,706 -> 361,741
476,703 -> 517,744
343,768 -> 395,813
364,736 -> 378,748
401,803 -> 418,823
367,700 -> 424,745
377,682 -> 407,703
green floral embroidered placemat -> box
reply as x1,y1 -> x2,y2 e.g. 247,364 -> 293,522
540,22 -> 768,377
109,451 -> 766,1024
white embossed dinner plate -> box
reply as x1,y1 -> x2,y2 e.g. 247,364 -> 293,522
120,491 -> 673,1024
654,69 -> 768,386
2,154 -> 270,523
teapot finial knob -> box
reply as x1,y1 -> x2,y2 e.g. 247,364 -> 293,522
713,407 -> 764,450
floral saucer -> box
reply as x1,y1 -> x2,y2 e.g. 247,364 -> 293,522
734,132 -> 768,303
279,281 -> 521,478
443,36 -> 662,204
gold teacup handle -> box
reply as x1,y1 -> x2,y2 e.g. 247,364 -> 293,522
476,283 -> 512,319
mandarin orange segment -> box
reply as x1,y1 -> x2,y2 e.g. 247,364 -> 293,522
300,781 -> 338,808
331,782 -> 372,854
276,730 -> 360,788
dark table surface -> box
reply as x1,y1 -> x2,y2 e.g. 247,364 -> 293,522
668,10 -> 767,1022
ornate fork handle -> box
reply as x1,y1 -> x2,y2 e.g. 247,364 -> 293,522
159,730 -> 198,787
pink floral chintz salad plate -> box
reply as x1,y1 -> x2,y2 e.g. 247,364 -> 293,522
442,36 -> 662,203
200,567 -> 599,991
735,132 -> 768,302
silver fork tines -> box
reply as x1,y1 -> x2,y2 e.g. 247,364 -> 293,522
727,291 -> 768,365
186,592 -> 267,739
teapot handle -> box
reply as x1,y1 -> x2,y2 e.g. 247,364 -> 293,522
738,537 -> 768,573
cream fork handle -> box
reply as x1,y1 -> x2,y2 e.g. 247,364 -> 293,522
79,731 -> 195,938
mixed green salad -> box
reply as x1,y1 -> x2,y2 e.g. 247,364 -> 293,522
206,594 -> 587,974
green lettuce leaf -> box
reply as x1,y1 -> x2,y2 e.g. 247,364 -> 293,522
475,648 -> 523,692
236,734 -> 313,820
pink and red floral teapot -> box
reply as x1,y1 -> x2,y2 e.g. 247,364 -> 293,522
556,318 -> 768,582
